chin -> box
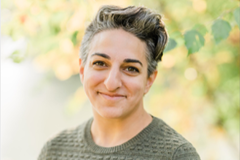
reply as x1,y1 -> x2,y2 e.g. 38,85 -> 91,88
93,105 -> 126,119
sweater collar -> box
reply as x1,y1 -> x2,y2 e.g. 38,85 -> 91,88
83,115 -> 159,153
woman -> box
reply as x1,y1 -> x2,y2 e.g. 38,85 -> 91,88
38,5 -> 200,160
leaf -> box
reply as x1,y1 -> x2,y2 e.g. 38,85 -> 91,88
71,31 -> 79,46
211,19 -> 231,44
233,8 -> 240,29
184,30 -> 205,54
169,31 -> 184,46
164,38 -> 177,53
193,24 -> 208,35
9,51 -> 25,63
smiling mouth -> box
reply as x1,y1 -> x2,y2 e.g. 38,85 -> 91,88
97,92 -> 126,100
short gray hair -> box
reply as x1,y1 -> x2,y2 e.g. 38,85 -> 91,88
79,5 -> 168,77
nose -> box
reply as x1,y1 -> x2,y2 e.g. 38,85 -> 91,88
104,66 -> 122,92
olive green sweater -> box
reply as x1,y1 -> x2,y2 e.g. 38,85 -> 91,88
38,116 -> 200,160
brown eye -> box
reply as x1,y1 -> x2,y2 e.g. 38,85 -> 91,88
93,61 -> 106,67
126,67 -> 139,73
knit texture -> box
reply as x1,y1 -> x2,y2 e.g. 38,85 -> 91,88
38,116 -> 200,160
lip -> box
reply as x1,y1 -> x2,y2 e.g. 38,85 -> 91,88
98,92 -> 126,101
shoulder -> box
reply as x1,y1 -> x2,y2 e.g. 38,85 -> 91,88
149,116 -> 201,160
151,117 -> 190,145
172,143 -> 201,160
37,119 -> 90,160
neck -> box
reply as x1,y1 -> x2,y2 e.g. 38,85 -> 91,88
90,109 -> 152,147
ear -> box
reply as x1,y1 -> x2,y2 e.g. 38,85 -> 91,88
144,70 -> 158,95
79,58 -> 84,83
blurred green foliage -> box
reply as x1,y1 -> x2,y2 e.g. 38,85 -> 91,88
212,19 -> 232,44
1,0 -> 239,157
184,29 -> 205,54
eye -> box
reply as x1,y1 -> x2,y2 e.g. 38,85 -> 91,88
125,67 -> 139,73
93,61 -> 107,67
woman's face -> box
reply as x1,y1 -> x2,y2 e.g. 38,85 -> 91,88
79,29 -> 157,119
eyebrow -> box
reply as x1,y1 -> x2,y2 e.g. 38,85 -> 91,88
91,52 -> 143,66
91,53 -> 110,59
123,59 -> 142,66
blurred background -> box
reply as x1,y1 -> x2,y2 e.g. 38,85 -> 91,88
1,0 -> 239,159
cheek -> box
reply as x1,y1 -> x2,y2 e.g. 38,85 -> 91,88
84,70 -> 104,85
123,77 -> 146,96
83,71 -> 103,99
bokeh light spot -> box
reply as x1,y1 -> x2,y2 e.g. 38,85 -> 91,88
184,68 -> 198,80
192,0 -> 207,13
161,54 -> 176,68
54,63 -> 73,81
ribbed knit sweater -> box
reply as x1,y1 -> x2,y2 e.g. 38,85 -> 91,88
38,116 -> 200,160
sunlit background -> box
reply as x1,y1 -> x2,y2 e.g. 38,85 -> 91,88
1,0 -> 239,160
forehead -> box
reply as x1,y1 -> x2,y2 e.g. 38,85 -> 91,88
88,29 -> 147,61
